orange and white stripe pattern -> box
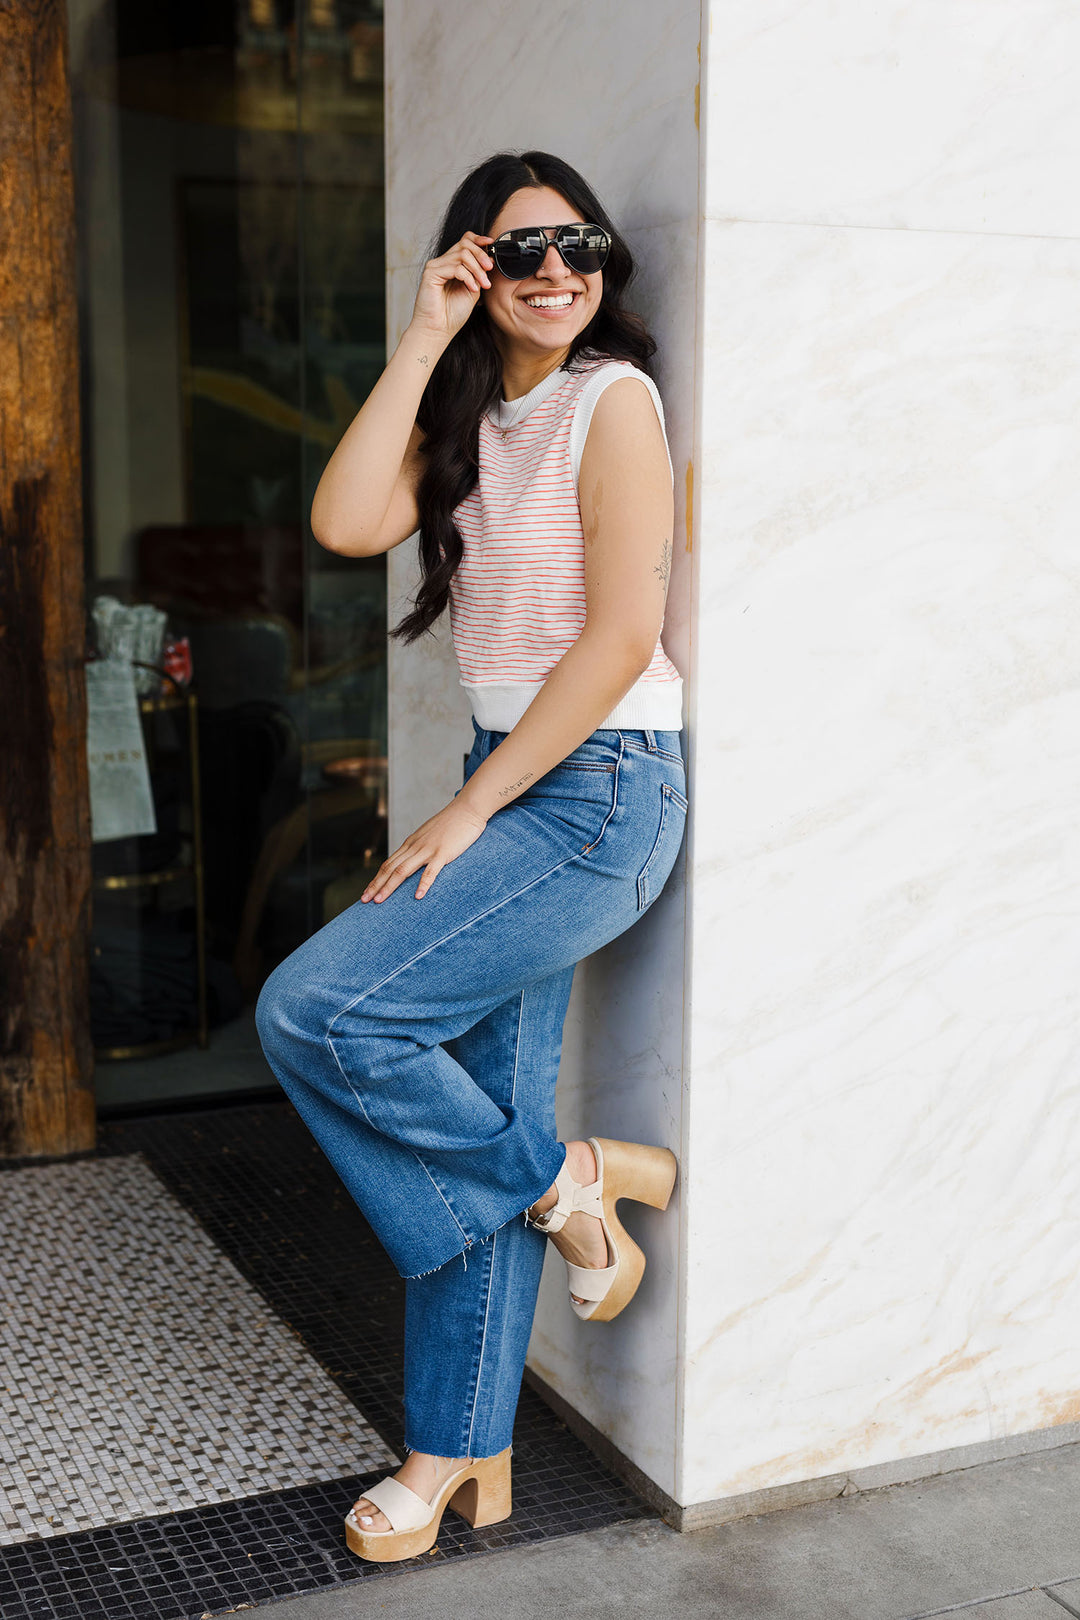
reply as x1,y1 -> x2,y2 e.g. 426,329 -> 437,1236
449,355 -> 684,733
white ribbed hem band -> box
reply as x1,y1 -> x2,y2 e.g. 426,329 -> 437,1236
463,676 -> 684,734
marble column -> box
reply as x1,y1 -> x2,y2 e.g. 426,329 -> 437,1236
384,0 -> 1080,1519
681,0 -> 1080,1517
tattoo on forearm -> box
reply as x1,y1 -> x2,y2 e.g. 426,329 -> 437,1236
417,354 -> 429,367
654,537 -> 672,589
497,772 -> 535,799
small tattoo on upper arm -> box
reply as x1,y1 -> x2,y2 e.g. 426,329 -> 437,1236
654,537 -> 672,589
498,772 -> 534,799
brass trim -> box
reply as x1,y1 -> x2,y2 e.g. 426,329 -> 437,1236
94,1030 -> 198,1063
94,866 -> 190,891
187,690 -> 209,1050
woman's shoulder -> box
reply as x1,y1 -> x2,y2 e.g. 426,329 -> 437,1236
567,356 -> 671,488
570,351 -> 655,385
569,353 -> 664,413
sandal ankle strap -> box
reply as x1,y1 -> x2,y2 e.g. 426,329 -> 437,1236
526,1159 -> 574,1232
526,1156 -> 603,1234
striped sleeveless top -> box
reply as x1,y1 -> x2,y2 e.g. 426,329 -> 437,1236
448,352 -> 684,733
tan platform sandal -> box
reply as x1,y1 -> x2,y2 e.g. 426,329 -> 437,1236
344,1445 -> 512,1562
528,1137 -> 677,1322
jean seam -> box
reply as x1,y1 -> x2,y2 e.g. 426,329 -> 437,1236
509,989 -> 561,1231
637,794 -> 664,910
581,733 -> 624,855
329,1044 -> 474,1251
464,1227 -> 497,1458
635,783 -> 688,910
509,990 -> 524,1110
461,986 -> 527,1452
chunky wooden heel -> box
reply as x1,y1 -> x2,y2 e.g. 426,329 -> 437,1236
345,1445 -> 512,1562
528,1136 -> 678,1323
596,1137 -> 678,1212
449,1448 -> 513,1528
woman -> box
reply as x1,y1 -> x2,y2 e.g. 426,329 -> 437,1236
256,149 -> 688,1563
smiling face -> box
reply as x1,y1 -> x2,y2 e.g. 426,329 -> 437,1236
481,184 -> 604,364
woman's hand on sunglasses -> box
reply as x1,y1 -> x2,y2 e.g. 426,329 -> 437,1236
410,232 -> 495,344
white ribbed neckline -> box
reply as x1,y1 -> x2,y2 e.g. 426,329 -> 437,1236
487,364 -> 572,431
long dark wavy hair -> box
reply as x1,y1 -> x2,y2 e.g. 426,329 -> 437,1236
390,150 -> 658,645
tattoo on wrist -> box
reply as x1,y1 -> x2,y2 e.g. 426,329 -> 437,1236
497,772 -> 534,799
418,354 -> 429,367
654,537 -> 672,589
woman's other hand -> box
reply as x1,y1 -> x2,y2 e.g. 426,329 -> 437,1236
361,799 -> 490,903
409,231 -> 494,344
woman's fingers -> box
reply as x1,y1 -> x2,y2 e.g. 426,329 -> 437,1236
460,231 -> 495,266
438,248 -> 491,294
360,800 -> 489,904
411,234 -> 495,336
431,237 -> 494,291
362,839 -> 440,902
461,244 -> 493,287
362,848 -> 420,903
420,260 -> 477,317
414,860 -> 443,900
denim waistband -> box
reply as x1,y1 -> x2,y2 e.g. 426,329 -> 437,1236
592,728 -> 683,758
471,716 -> 683,760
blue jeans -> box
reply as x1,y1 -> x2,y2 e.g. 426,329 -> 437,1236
255,721 -> 688,1459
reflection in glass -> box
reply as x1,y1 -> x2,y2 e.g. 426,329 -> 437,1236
69,0 -> 386,1109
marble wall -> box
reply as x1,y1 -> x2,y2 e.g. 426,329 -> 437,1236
383,0 -> 701,1502
385,0 -> 1080,1514
686,0 -> 1080,1507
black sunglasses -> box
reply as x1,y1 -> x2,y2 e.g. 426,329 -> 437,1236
487,222 -> 611,280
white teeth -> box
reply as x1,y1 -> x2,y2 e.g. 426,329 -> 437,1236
524,293 -> 575,308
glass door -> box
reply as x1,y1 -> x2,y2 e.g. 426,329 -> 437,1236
69,0 -> 387,1111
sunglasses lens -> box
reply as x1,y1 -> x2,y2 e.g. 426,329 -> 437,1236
558,225 -> 610,274
492,231 -> 548,278
491,225 -> 611,278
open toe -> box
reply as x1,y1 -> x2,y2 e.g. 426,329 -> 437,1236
344,1448 -> 513,1563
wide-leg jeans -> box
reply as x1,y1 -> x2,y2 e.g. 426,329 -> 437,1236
255,720 -> 688,1460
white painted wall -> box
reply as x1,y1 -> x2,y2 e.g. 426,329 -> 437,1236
385,0 -> 1080,1513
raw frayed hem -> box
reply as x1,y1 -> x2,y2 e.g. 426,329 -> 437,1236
401,1441 -> 513,1462
399,1195 -> 550,1281
402,1234 -> 483,1281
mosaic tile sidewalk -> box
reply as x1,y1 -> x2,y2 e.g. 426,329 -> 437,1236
0,1155 -> 394,1544
0,1104 -> 652,1620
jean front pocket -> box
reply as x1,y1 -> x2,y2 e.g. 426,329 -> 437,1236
511,750 -> 617,855
636,781 -> 689,911
556,738 -> 621,774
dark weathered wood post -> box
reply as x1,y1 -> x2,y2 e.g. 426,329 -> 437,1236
0,0 -> 95,1157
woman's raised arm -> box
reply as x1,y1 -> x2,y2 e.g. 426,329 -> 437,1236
310,231 -> 495,557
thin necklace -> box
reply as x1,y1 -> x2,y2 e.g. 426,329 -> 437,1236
496,365 -> 567,438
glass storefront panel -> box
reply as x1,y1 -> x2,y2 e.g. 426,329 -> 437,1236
69,0 -> 386,1110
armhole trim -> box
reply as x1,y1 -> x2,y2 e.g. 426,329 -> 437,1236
569,364 -> 674,494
